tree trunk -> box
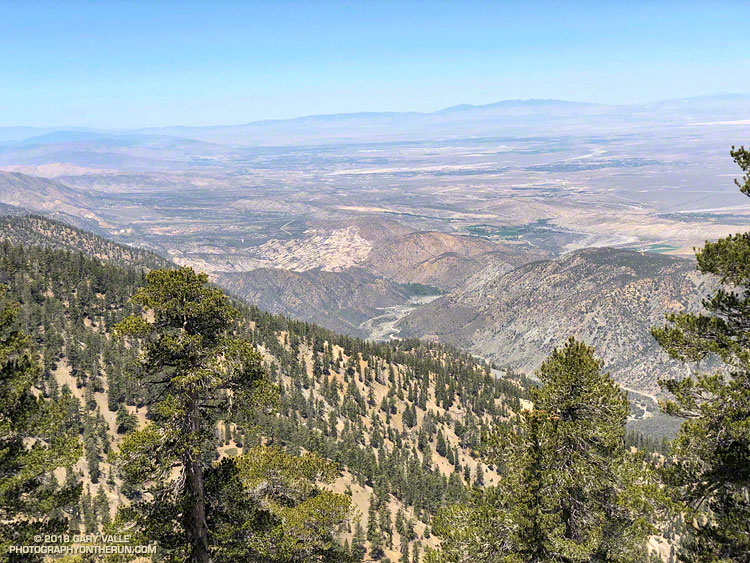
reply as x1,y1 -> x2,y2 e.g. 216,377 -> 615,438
184,398 -> 211,562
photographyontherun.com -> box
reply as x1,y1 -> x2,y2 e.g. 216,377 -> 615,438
8,534 -> 156,556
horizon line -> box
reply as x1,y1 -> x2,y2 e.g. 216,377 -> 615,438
1,91 -> 748,133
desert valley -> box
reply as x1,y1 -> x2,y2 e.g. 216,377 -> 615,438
2,96 -> 748,400
3,3 -> 750,560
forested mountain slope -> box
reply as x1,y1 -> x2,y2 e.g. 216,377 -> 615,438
0,237 -> 529,561
0,214 -> 169,270
0,202 -> 26,216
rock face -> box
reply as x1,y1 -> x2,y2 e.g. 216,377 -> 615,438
216,267 -> 417,336
211,228 -> 548,338
365,230 -> 548,291
398,247 -> 714,392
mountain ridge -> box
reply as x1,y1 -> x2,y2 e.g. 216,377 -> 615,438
398,246 -> 713,393
2,93 -> 747,141
0,218 -> 529,561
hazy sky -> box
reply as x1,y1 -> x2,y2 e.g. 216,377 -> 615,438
3,0 -> 749,128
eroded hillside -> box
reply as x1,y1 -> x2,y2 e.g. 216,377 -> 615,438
216,266 -> 425,336
399,247 -> 714,393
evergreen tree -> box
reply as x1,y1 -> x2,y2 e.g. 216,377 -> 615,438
94,486 -> 111,527
0,286 -> 81,559
400,538 -> 410,563
367,494 -> 385,559
82,486 -> 97,533
114,267 -> 272,562
429,338 -> 661,562
115,404 -> 138,434
83,416 -> 101,483
436,430 -> 447,457
351,521 -> 367,562
205,446 -> 351,562
380,503 -> 393,549
651,146 -> 750,562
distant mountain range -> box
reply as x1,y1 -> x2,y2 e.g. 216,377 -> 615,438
2,93 -> 748,146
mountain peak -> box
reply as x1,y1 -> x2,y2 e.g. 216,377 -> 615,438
435,98 -> 602,114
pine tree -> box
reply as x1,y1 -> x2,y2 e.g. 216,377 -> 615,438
351,521 -> 367,562
380,503 -> 394,549
82,486 -> 97,533
94,486 -> 111,527
395,508 -> 405,538
429,338 -> 662,562
115,403 -> 138,434
400,538 -> 411,563
204,446 -> 351,562
436,430 -> 447,457
0,286 -> 81,557
473,464 -> 484,488
367,495 -> 385,559
651,146 -> 750,562
114,267 -> 273,562
83,416 -> 101,483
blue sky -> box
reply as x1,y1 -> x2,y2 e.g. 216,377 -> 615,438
2,0 -> 749,128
